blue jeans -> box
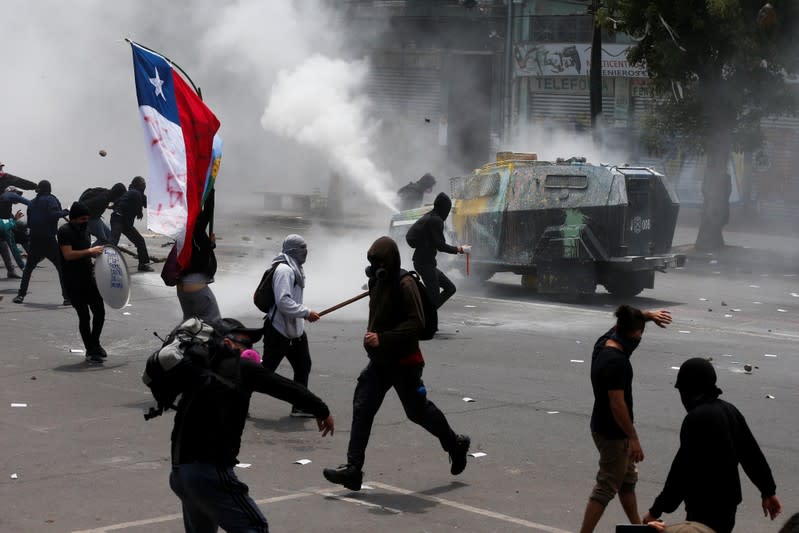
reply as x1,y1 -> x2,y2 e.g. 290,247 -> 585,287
87,217 -> 111,246
169,464 -> 269,533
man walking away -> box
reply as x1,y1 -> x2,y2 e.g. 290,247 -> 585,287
578,304 -> 672,533
110,176 -> 152,272
397,172 -> 436,211
13,180 -> 70,305
176,205 -> 221,327
168,318 -> 334,532
323,236 -> 470,491
261,234 -> 320,417
408,192 -> 469,310
642,358 -> 782,533
80,182 -> 126,245
58,202 -> 106,363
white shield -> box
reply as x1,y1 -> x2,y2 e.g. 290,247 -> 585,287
94,246 -> 131,309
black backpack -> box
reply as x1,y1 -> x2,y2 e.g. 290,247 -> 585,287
402,270 -> 438,340
253,261 -> 286,314
405,214 -> 428,249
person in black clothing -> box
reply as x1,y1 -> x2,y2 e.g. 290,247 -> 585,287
779,513 -> 799,533
397,172 -> 436,211
13,180 -> 70,305
110,176 -> 152,272
79,182 -> 126,245
0,162 -> 38,193
408,192 -> 469,310
642,357 -> 782,533
58,202 -> 106,363
169,318 -> 334,533
579,305 -> 672,533
175,205 -> 221,327
323,236 -> 470,491
0,186 -> 30,278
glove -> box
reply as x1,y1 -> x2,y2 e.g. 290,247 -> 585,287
461,245 -> 472,255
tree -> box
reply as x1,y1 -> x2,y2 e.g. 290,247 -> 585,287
601,1 -> 797,250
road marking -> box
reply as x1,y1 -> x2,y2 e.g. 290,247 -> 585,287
70,492 -> 313,532
312,488 -> 402,514
369,481 -> 573,533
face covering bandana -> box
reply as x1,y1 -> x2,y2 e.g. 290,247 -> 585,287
610,332 -> 641,355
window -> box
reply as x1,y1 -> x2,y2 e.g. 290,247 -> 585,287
545,174 -> 588,189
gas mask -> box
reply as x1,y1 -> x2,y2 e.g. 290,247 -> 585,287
365,264 -> 388,280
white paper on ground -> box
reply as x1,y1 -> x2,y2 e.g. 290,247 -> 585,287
777,309 -> 788,313
766,394 -> 776,399
293,459 -> 312,465
679,330 -> 691,334
236,463 -> 252,468
123,312 -> 131,316
570,359 -> 584,363
70,349 -> 85,354
462,397 -> 476,402
464,305 -> 476,308
468,452 -> 487,458
670,367 -> 680,370
546,411 -> 560,414
10,403 -> 27,407
10,473 -> 18,479
764,354 -> 778,358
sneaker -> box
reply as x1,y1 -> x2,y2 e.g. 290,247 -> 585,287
449,434 -> 470,475
290,407 -> 316,418
95,345 -> 108,358
85,355 -> 104,365
63,298 -> 71,306
323,464 -> 363,491
13,295 -> 24,304
7,271 -> 21,279
138,264 -> 154,272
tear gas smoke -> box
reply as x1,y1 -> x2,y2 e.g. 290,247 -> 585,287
262,55 -> 399,213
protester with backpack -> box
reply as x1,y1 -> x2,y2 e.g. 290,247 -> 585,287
323,236 -> 470,491
258,234 -> 320,418
406,192 -> 469,310
79,182 -> 126,245
156,317 -> 334,532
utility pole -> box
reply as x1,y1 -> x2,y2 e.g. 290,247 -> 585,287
589,0 -> 602,129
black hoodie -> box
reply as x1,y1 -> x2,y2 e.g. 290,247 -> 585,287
410,192 -> 459,266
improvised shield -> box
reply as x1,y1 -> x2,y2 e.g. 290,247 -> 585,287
95,245 -> 131,309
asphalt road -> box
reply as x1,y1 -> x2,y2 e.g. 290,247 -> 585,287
1,213 -> 797,533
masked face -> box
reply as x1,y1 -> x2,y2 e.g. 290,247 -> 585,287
611,331 -> 642,355
293,244 -> 308,264
365,264 -> 388,281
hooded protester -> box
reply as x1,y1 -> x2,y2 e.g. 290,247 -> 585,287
578,305 -> 673,533
642,358 -> 782,533
13,180 -> 70,305
323,236 -> 470,492
261,234 -> 321,417
79,182 -> 126,245
407,192 -> 469,310
168,317 -> 334,532
110,176 -> 152,272
58,202 -> 106,363
396,172 -> 436,211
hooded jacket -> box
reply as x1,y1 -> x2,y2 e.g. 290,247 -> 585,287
268,235 -> 309,339
112,183 -> 147,224
27,192 -> 68,237
79,184 -> 126,220
649,396 -> 777,523
366,237 -> 425,364
410,192 -> 459,266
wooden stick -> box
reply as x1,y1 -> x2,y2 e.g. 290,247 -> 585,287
319,291 -> 369,317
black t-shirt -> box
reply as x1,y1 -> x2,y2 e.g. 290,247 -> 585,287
590,328 -> 634,438
57,222 -> 92,277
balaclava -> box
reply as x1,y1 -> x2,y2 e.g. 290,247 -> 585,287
110,182 -> 126,200
36,180 -> 52,195
432,192 -> 452,220
272,234 -> 307,288
675,357 -> 722,411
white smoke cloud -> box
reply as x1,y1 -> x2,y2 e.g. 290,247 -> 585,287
262,55 -> 399,212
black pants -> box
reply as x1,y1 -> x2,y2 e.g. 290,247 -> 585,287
346,361 -> 457,469
110,215 -> 149,265
67,276 -> 105,350
686,506 -> 736,533
17,236 -> 67,298
414,262 -> 456,309
261,322 -> 311,408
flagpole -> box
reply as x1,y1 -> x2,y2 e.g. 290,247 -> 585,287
125,38 -> 203,99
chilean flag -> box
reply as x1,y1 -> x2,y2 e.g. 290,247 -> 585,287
131,43 -> 220,269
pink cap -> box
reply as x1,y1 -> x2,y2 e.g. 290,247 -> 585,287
240,349 -> 262,364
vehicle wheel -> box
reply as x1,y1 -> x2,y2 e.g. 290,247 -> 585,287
604,279 -> 644,298
520,273 -> 537,290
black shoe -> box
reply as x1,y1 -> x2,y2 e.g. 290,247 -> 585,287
63,298 -> 71,306
13,295 -> 24,304
449,434 -> 470,475
323,464 -> 363,491
290,407 -> 316,418
7,271 -> 21,279
138,264 -> 154,272
85,355 -> 104,365
95,345 -> 107,358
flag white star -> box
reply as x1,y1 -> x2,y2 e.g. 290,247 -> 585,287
149,68 -> 166,100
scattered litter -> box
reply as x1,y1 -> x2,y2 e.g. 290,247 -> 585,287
724,314 -> 733,318
575,340 -> 581,344
10,403 -> 27,408
709,259 -> 718,264
125,303 -> 133,307
241,236 -> 252,241
468,452 -> 487,458
30,376 -> 36,380
721,354 -> 733,357
670,366 -> 680,370
293,459 -> 312,465
708,308 -> 713,312
785,274 -> 797,277
678,330 -> 691,334
462,397 -> 476,402
777,309 -> 788,313
721,301 -> 728,306
464,305 -> 476,308
123,312 -> 131,316
546,411 -> 560,414
764,354 -> 778,358
360,484 -> 374,490
744,364 -> 753,373
699,298 -> 708,301
753,301 -> 762,305
790,293 -> 799,298
236,463 -> 252,469
10,473 -> 18,480
731,308 -> 741,312
570,359 -> 584,363
766,394 -> 775,400
749,285 -> 760,288
70,348 -> 84,354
